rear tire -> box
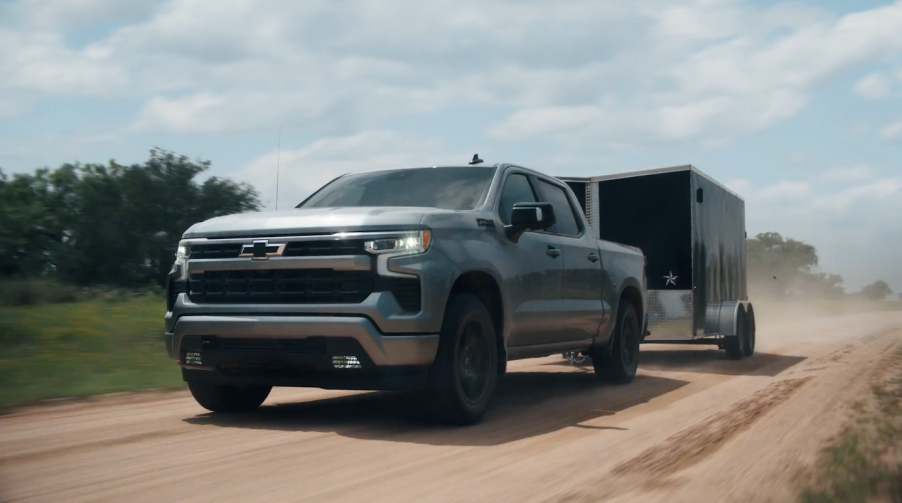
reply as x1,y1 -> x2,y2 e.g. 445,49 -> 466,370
724,308 -> 747,360
593,300 -> 640,384
187,381 -> 272,413
742,306 -> 756,358
422,293 -> 498,425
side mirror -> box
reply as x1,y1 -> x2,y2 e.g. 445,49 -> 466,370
505,202 -> 555,242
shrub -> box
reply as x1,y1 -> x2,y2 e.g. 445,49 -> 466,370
0,280 -> 41,307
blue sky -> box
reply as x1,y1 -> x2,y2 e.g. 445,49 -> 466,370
1,0 -> 901,293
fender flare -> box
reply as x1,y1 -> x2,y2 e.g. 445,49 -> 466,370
595,282 -> 645,355
704,301 -> 752,337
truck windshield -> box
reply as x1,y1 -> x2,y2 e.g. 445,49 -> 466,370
298,167 -> 496,210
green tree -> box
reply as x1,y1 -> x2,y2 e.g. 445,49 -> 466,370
0,148 -> 261,287
746,232 -> 829,298
860,280 -> 892,301
0,168 -> 67,277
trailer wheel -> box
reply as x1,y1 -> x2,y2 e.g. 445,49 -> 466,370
724,308 -> 748,360
593,300 -> 640,384
742,305 -> 756,358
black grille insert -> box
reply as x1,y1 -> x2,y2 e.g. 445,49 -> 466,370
167,280 -> 185,311
284,240 -> 366,257
389,278 -> 421,312
188,243 -> 243,260
189,239 -> 367,260
188,269 -> 375,304
207,337 -> 327,355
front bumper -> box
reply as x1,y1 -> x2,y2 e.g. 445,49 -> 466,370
166,315 -> 439,368
165,245 -> 457,336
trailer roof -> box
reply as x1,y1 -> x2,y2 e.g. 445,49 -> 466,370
556,164 -> 745,202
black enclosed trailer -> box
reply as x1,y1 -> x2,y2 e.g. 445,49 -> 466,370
558,165 -> 756,359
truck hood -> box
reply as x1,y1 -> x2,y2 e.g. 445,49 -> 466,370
183,207 -> 454,238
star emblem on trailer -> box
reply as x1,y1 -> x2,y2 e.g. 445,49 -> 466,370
664,271 -> 678,286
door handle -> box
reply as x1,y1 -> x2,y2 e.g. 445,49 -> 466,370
546,246 -> 561,258
587,253 -> 599,263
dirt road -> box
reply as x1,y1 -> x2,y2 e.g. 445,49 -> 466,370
2,312 -> 901,503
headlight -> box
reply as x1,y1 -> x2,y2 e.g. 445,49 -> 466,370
176,242 -> 189,261
364,230 -> 431,255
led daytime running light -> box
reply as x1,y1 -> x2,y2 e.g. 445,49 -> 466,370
364,231 -> 431,254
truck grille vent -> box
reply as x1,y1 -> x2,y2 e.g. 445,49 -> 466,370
189,239 -> 367,260
210,337 -> 327,355
187,269 -> 374,304
388,278 -> 421,313
283,240 -> 366,257
188,243 -> 243,260
167,280 -> 185,311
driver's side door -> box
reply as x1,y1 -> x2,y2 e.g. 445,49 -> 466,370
497,171 -> 566,348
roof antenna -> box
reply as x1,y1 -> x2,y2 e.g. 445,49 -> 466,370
275,123 -> 281,210
469,153 -> 483,165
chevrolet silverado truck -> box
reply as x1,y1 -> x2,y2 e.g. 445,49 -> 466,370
165,161 -> 648,425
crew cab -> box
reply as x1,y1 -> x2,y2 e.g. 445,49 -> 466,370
165,161 -> 648,425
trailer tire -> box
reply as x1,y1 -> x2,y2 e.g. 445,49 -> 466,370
742,306 -> 756,358
724,308 -> 748,360
421,293 -> 498,426
187,381 -> 271,413
593,300 -> 640,384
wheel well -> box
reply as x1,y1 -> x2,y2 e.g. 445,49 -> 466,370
450,271 -> 505,368
620,286 -> 644,329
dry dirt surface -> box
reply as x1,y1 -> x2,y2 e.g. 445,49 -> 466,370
2,312 -> 901,503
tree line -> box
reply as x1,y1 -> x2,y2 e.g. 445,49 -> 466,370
0,148 -> 260,288
0,150 -> 897,300
747,232 -> 896,301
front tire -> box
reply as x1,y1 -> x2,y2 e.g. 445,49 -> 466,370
593,300 -> 640,384
422,293 -> 498,425
187,381 -> 272,413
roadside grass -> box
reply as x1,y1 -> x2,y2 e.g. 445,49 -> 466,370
0,296 -> 183,412
0,279 -> 164,308
799,348 -> 902,503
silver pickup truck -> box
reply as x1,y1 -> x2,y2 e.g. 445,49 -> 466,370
165,161 -> 648,425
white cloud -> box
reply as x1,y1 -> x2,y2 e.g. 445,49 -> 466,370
0,0 -> 161,31
726,178 -> 753,196
3,0 -> 902,143
0,31 -> 127,95
854,73 -> 892,99
228,131 -> 463,209
882,118 -> 902,140
757,180 -> 811,200
491,1 -> 902,144
822,164 -> 874,182
812,178 -> 902,211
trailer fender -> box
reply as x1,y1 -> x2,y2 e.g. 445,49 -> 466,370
704,301 -> 751,337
